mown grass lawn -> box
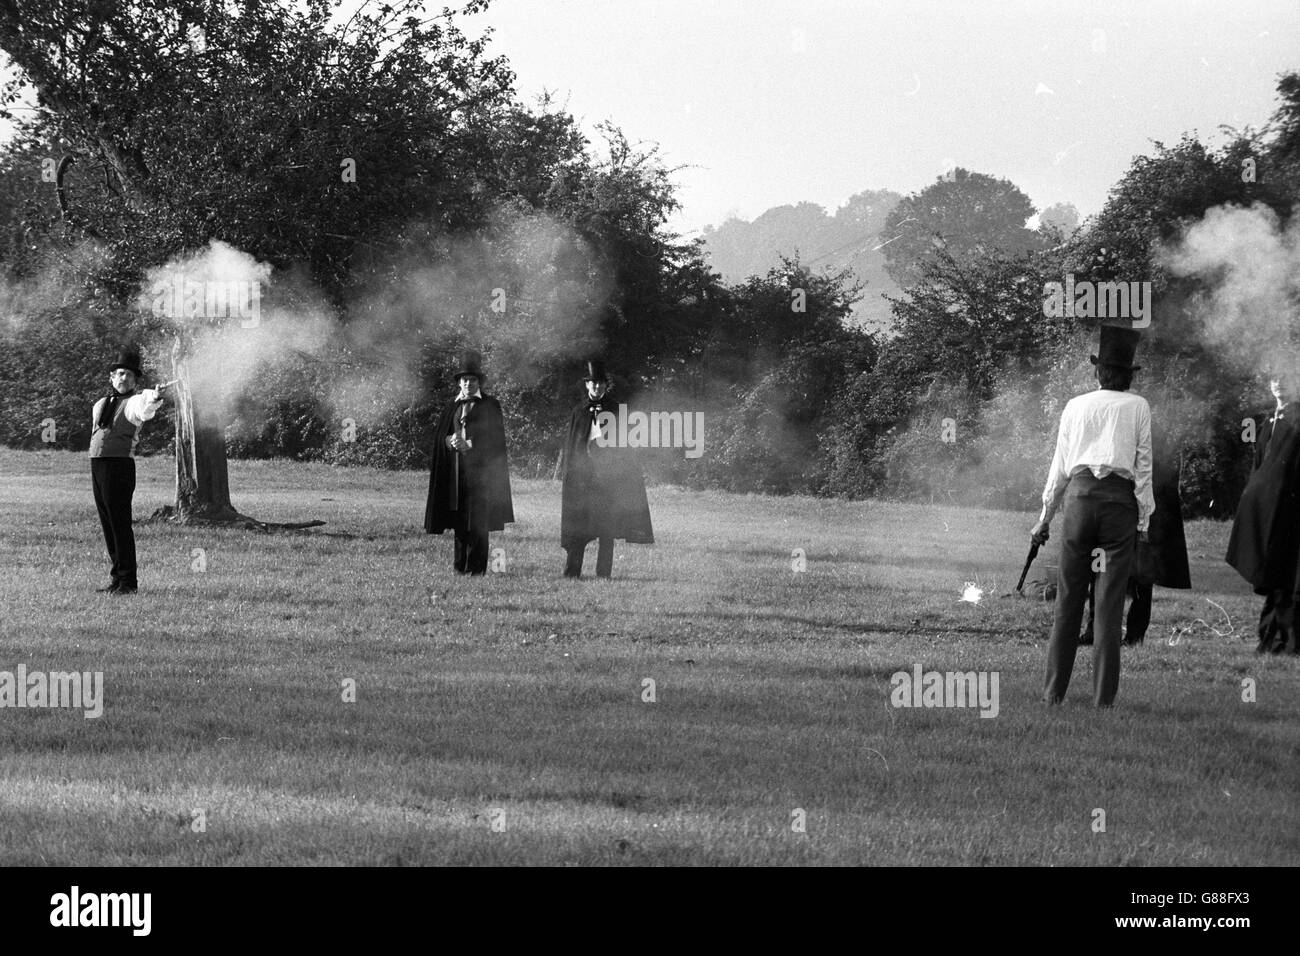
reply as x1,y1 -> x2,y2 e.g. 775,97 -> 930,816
1,449 -> 1296,865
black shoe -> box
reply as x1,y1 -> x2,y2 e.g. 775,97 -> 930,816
110,585 -> 138,596
95,582 -> 119,593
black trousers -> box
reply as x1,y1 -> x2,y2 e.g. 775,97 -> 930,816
565,536 -> 613,578
1044,473 -> 1138,706
91,457 -> 137,589
453,519 -> 490,575
1257,590 -> 1298,654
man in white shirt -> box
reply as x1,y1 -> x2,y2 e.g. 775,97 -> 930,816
1030,326 -> 1152,706
90,346 -> 168,595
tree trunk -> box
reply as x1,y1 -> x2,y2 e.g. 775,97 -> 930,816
171,349 -> 241,520
146,338 -> 324,531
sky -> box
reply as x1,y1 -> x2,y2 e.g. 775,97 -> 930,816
1,0 -> 1294,239
464,0 -> 1299,236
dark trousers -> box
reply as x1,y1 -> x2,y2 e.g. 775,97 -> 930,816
91,457 -> 137,589
1082,576 -> 1152,644
1257,590 -> 1298,654
453,520 -> 490,575
1045,473 -> 1138,706
564,536 -> 613,578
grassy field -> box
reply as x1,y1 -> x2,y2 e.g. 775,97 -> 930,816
0,448 -> 1296,866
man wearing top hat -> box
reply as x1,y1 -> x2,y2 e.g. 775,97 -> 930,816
559,359 -> 654,579
423,351 -> 514,574
1031,325 -> 1154,706
1226,366 -> 1300,654
90,345 -> 170,595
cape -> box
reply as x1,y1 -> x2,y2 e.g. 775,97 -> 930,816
1226,405 -> 1300,595
423,394 -> 515,534
560,400 -> 654,549
1137,428 -> 1191,589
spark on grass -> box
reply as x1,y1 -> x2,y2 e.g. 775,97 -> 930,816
959,576 -> 1000,605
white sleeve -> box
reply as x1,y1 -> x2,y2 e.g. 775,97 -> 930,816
123,390 -> 164,427
1038,404 -> 1072,525
1133,401 -> 1154,532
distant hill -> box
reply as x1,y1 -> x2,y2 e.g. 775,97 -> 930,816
700,188 -> 904,333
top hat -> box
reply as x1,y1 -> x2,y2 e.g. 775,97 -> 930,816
109,345 -> 143,378
453,350 -> 485,382
581,358 -> 609,383
1089,325 -> 1142,371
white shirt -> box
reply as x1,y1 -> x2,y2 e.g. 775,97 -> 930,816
90,389 -> 164,431
1038,388 -> 1154,532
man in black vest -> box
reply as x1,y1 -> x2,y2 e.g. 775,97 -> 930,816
423,351 -> 514,574
1226,369 -> 1300,654
559,359 -> 654,578
90,346 -> 168,595
1031,326 -> 1153,706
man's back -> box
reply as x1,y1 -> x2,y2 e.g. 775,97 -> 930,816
1059,388 -> 1150,470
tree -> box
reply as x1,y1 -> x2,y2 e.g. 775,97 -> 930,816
1038,202 -> 1080,243
879,168 -> 1042,288
673,256 -> 872,494
822,245 -> 1069,500
699,188 -> 903,329
0,0 -> 514,524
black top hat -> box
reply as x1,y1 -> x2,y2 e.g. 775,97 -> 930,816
453,350 -> 485,382
109,345 -> 143,378
1090,325 -> 1142,371
581,358 -> 609,382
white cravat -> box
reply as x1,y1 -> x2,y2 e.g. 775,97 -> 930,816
454,389 -> 481,447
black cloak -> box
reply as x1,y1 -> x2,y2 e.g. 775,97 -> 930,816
1226,404 -> 1300,595
560,399 -> 654,549
1135,428 -> 1191,589
424,394 -> 514,534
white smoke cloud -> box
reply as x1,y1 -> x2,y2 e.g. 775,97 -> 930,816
135,240 -> 338,414
342,206 -> 612,394
130,209 -> 615,429
1158,202 -> 1300,378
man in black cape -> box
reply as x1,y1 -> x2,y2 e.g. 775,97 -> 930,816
560,359 -> 654,578
423,351 -> 514,574
1226,368 -> 1300,654
1081,423 -> 1191,645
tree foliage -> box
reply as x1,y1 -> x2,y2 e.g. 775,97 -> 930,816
879,168 -> 1043,288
